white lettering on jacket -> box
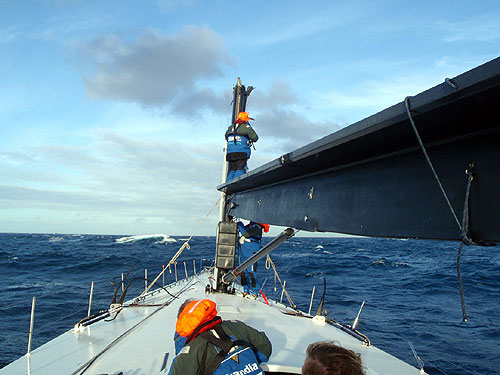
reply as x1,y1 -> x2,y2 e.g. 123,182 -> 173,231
226,362 -> 259,375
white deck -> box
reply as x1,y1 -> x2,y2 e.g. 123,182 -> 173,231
0,270 -> 425,375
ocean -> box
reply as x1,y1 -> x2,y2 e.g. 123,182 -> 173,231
1,233 -> 499,374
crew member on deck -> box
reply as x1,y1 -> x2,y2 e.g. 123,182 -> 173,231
169,298 -> 272,375
237,221 -> 270,297
225,112 -> 258,181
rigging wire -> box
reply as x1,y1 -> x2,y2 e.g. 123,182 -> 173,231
0,302 -> 25,311
404,96 -> 462,231
424,357 -> 478,375
6,305 -> 88,342
265,254 -> 297,310
140,196 -> 222,298
392,332 -> 477,375
73,277 -> 200,375
405,96 -> 476,323
39,307 -> 87,329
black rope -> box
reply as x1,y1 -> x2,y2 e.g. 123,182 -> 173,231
404,97 -> 462,231
461,164 -> 474,245
142,277 -> 180,300
457,164 -> 474,323
405,97 -> 476,323
456,242 -> 467,323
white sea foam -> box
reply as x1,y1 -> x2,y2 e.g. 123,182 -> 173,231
392,261 -> 409,267
7,281 -> 66,290
115,234 -> 177,244
49,236 -> 64,242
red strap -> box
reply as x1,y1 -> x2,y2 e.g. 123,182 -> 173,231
260,291 -> 270,306
186,316 -> 222,344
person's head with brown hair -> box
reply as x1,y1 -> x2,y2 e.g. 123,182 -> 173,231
302,341 -> 365,375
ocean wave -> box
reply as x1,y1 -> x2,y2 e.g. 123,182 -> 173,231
7,281 -> 66,291
372,257 -> 388,266
49,236 -> 65,242
371,258 -> 409,267
115,234 -> 177,244
392,261 -> 409,267
313,245 -> 332,255
1,233 -> 499,375
305,271 -> 325,277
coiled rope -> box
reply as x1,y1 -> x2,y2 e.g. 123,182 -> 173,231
265,254 -> 297,310
139,196 -> 222,298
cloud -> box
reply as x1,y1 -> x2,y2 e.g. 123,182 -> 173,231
254,109 -> 338,151
441,14 -> 500,43
81,27 -> 235,113
157,0 -> 196,12
250,80 -> 298,109
0,130 -> 225,234
319,70 -> 447,119
237,80 -> 338,151
170,87 -> 230,116
0,25 -> 24,44
235,3 -> 367,47
0,151 -> 36,164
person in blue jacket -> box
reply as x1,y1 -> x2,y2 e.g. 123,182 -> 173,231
237,221 -> 270,296
225,112 -> 258,181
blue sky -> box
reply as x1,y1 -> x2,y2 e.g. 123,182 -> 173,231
1,0 -> 499,236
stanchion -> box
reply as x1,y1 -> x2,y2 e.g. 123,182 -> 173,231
27,297 -> 36,355
162,265 -> 165,287
88,281 -> 94,317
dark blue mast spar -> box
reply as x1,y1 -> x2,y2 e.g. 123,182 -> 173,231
218,77 -> 252,222
231,77 -> 254,127
213,78 -> 253,291
218,57 -> 500,243
213,79 -> 295,293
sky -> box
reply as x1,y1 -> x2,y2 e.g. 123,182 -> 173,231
1,0 -> 499,236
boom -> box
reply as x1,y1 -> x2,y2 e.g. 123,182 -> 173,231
218,57 -> 500,242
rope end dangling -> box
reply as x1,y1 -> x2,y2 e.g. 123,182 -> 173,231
457,242 -> 469,324
457,163 -> 475,323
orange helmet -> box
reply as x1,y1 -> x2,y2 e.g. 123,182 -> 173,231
176,299 -> 217,336
237,112 -> 250,122
258,223 -> 270,233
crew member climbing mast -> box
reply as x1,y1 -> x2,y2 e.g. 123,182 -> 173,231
224,79 -> 258,181
225,112 -> 258,181
219,78 -> 253,221
214,78 -> 254,291
213,79 -> 296,293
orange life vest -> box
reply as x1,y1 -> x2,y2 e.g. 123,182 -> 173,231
176,299 -> 217,337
